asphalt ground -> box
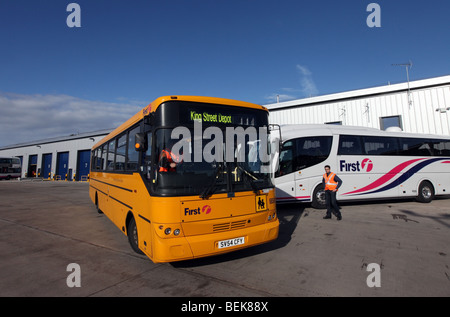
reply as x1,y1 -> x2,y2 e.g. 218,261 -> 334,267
0,180 -> 449,298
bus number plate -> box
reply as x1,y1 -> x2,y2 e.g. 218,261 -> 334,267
218,237 -> 245,249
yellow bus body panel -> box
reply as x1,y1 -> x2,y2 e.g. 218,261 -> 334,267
89,171 -> 279,263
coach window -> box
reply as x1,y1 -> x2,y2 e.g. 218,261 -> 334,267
363,136 -> 400,155
400,138 -> 433,156
294,136 -> 333,170
338,135 -> 364,155
431,140 -> 450,156
276,141 -> 294,177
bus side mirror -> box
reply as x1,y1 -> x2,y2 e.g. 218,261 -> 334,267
135,133 -> 147,151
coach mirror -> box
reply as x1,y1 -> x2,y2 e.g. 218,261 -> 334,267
135,133 -> 147,151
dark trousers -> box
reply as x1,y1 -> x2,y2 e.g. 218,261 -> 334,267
325,190 -> 341,217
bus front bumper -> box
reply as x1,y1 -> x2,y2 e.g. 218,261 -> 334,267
152,220 -> 279,263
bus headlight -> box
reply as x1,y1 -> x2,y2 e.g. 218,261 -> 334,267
164,228 -> 172,235
174,229 -> 181,236
268,212 -> 277,221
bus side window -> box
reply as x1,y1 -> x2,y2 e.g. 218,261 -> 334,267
295,136 -> 332,170
127,126 -> 140,171
338,135 -> 364,155
116,134 -> 127,171
101,145 -> 107,170
432,140 -> 450,156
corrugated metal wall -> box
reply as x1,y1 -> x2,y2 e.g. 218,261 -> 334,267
268,84 -> 450,136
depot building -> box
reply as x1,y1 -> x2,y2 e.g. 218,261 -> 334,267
0,129 -> 112,180
0,75 -> 449,180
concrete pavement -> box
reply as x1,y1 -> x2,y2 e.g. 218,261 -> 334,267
0,180 -> 449,297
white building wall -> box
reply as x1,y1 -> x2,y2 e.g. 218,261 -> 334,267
0,136 -> 104,179
267,76 -> 450,136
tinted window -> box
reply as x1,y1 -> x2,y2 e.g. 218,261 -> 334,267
431,140 -> 450,156
295,136 -> 332,169
399,138 -> 433,156
338,135 -> 364,155
276,136 -> 333,177
363,136 -> 399,155
276,141 -> 294,176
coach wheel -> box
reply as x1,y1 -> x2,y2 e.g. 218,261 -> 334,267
311,184 -> 327,209
416,181 -> 434,203
127,217 -> 145,255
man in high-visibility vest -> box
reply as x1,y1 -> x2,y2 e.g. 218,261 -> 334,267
158,148 -> 182,172
322,165 -> 343,220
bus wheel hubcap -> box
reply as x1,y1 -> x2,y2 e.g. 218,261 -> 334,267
317,190 -> 326,205
422,187 -> 431,199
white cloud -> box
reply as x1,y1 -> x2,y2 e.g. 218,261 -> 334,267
0,92 -> 143,147
265,64 -> 319,104
296,64 -> 318,97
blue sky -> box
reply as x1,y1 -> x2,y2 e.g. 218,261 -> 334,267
1,0 -> 450,146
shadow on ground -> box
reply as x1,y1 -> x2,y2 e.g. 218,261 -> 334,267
171,203 -> 304,268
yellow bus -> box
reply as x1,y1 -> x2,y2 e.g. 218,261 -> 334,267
89,96 -> 279,263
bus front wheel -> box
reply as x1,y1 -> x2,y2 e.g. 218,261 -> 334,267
311,185 -> 327,209
416,181 -> 434,203
127,217 -> 145,255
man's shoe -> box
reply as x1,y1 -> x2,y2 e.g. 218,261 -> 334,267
337,215 -> 342,221
323,216 -> 332,219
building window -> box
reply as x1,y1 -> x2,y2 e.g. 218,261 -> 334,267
380,115 -> 402,131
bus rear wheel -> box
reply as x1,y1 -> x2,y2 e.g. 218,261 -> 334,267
127,217 -> 145,255
416,181 -> 434,203
311,184 -> 327,209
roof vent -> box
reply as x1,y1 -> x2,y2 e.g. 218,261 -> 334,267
385,126 -> 403,132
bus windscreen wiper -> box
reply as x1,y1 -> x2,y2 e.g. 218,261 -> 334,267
199,163 -> 222,199
237,165 -> 266,193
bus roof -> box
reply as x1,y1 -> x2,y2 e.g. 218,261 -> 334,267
93,96 -> 267,150
276,124 -> 450,142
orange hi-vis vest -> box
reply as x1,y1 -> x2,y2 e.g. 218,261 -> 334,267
159,149 -> 179,172
323,172 -> 338,191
